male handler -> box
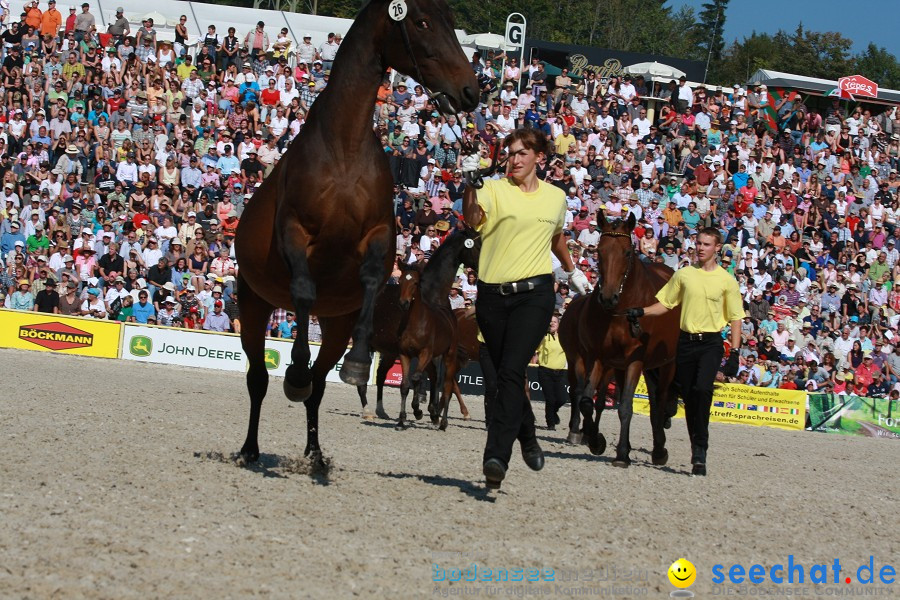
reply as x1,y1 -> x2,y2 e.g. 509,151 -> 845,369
626,227 -> 743,476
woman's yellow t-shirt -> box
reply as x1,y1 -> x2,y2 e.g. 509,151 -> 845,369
476,178 -> 566,284
537,333 -> 567,370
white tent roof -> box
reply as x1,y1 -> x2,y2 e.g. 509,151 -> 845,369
749,68 -> 900,105
6,0 -> 467,52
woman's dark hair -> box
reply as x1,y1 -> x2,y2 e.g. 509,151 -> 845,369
503,127 -> 551,158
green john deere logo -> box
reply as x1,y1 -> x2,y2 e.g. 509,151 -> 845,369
130,335 -> 152,357
264,348 -> 281,370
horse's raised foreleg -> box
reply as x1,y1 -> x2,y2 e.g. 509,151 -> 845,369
237,275 -> 275,463
340,228 -> 391,386
582,361 -> 608,455
281,237 -> 316,403
612,361 -> 643,468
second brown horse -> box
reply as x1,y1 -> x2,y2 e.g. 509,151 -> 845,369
560,212 -> 681,467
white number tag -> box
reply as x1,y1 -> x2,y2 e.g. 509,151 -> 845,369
389,0 -> 408,21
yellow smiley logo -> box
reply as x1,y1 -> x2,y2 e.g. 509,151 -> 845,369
668,558 -> 696,588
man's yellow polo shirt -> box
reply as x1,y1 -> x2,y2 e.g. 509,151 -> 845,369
476,177 -> 566,284
656,264 -> 744,333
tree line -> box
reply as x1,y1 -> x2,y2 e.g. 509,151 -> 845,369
201,0 -> 900,89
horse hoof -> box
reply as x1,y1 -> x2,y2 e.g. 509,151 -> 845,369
462,412 -> 471,420
588,434 -> 606,456
439,419 -> 448,431
612,458 -> 631,468
413,408 -> 424,420
362,406 -> 375,421
651,449 -> 669,466
376,408 -> 390,420
339,360 -> 371,386
284,379 -> 313,403
239,444 -> 259,463
664,417 -> 672,430
566,432 -> 583,445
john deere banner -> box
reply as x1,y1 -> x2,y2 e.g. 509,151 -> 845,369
808,393 -> 900,440
631,379 -> 806,431
122,324 -> 246,370
0,308 -> 121,358
122,323 -> 373,384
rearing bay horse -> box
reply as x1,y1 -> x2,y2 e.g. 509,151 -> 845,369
560,213 -> 681,467
234,0 -> 477,464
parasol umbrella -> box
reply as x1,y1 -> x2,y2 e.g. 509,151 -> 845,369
825,87 -> 854,100
461,33 -> 515,51
623,61 -> 685,81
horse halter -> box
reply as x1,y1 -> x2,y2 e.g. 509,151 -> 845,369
600,231 -> 633,296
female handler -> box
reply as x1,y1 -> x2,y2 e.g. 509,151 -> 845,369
463,128 -> 590,489
625,227 -> 743,476
535,315 -> 567,430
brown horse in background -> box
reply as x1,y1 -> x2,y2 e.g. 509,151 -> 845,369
560,212 -> 681,467
354,283 -> 419,421
398,228 -> 480,430
234,0 -> 477,465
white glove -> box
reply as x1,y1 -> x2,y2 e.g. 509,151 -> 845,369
567,268 -> 592,295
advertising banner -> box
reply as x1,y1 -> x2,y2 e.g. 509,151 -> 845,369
381,357 -> 554,403
633,380 -> 806,430
122,324 -> 245,370
122,324 -> 375,384
0,309 -> 121,358
838,75 -> 878,99
807,393 -> 900,440
263,337 -> 376,385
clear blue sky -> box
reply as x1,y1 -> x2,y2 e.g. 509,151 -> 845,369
669,0 -> 899,57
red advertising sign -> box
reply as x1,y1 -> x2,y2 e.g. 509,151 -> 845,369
838,75 -> 879,99
18,321 -> 94,351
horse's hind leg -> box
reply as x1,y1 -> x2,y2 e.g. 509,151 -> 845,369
454,380 -> 470,420
281,235 -> 316,403
397,354 -> 413,429
305,315 -> 356,467
374,353 -> 394,420
357,383 -> 374,420
237,276 -> 275,463
340,227 -> 391,386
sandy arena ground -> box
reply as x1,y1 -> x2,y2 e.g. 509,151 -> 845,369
1,348 -> 897,599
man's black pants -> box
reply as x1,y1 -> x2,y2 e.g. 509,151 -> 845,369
476,284 -> 554,467
675,333 -> 724,460
538,366 -> 567,426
